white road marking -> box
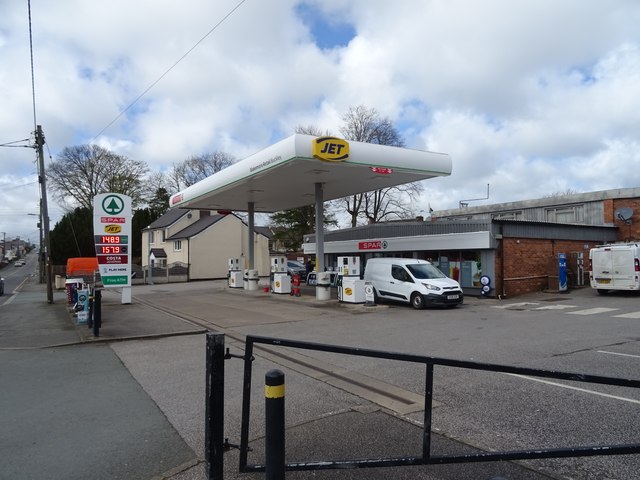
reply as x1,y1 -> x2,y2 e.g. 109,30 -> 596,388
566,307 -> 619,315
533,305 -> 577,310
613,311 -> 640,319
504,374 -> 640,405
492,302 -> 539,309
598,350 -> 640,359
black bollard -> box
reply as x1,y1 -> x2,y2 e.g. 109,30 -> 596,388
93,289 -> 101,337
265,369 -> 285,480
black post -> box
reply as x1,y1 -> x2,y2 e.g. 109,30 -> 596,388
205,333 -> 225,480
423,363 -> 434,463
93,289 -> 101,337
265,369 -> 285,480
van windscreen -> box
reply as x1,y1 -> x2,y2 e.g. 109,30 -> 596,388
406,263 -> 447,280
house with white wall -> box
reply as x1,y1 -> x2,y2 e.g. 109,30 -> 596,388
142,209 -> 271,280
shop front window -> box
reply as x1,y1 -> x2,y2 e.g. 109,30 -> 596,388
429,251 -> 482,287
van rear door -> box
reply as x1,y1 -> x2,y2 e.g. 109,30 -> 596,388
612,248 -> 635,288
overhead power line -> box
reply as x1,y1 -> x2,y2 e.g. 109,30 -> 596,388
0,139 -> 32,148
91,0 -> 249,142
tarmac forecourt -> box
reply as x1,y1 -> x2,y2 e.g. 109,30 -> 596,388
2,276 -> 638,479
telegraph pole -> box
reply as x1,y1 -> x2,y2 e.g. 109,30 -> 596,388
35,125 -> 53,303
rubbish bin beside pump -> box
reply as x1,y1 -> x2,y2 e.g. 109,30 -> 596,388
247,269 -> 259,291
316,271 -> 331,301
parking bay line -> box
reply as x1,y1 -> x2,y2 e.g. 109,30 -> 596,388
503,373 -> 640,405
565,307 -> 619,316
613,311 -> 640,319
598,350 -> 640,359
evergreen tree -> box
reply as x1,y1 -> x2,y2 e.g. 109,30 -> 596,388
270,205 -> 337,252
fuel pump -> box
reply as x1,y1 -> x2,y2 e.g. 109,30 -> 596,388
271,256 -> 291,294
337,256 -> 365,303
228,258 -> 243,288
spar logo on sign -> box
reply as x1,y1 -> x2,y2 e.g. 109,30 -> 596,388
358,240 -> 388,250
312,137 -> 349,162
101,194 -> 125,215
104,225 -> 122,234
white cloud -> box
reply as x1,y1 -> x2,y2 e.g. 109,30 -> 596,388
2,0 -> 640,237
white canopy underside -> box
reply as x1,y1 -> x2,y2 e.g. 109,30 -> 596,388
170,134 -> 452,213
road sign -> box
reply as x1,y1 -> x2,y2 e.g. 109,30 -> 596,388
93,193 -> 132,288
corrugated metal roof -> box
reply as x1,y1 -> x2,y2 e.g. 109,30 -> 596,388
305,219 -> 618,244
306,221 -> 493,243
494,220 -> 618,241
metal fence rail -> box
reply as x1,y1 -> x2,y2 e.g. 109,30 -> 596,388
236,335 -> 640,472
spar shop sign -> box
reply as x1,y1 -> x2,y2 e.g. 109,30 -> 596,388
93,193 -> 132,287
358,240 -> 388,250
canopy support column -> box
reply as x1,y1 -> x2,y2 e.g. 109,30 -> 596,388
314,183 -> 324,272
247,202 -> 255,270
314,183 -> 331,300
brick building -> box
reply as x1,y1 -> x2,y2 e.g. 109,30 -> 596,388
303,188 -> 638,298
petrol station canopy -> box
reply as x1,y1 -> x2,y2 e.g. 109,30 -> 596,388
169,134 -> 452,213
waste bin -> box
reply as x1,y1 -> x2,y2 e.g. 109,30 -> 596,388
316,272 -> 331,301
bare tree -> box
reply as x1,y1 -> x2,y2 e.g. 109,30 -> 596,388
295,124 -> 333,137
169,152 -> 235,191
47,144 -> 149,210
339,105 -> 421,226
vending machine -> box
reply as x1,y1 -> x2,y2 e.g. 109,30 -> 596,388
337,256 -> 365,303
228,258 -> 243,288
271,256 -> 291,294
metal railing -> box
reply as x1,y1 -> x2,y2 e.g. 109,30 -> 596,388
205,333 -> 640,478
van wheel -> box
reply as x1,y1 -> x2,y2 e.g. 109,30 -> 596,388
410,292 -> 425,310
596,289 -> 608,295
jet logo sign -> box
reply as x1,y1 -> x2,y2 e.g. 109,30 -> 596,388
312,137 -> 350,162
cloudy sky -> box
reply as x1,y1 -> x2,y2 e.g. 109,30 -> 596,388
2,0 -> 640,242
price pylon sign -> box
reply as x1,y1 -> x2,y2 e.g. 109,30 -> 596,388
93,193 -> 132,287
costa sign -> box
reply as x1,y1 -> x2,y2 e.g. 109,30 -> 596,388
312,137 -> 349,162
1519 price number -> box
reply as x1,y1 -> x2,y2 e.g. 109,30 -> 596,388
97,245 -> 128,254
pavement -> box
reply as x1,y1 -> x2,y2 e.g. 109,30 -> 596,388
0,275 -> 562,480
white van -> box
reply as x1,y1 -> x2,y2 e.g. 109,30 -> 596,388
364,258 -> 463,309
589,243 -> 640,294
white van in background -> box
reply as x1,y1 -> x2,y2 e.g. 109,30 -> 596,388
589,243 -> 640,294
364,258 -> 463,309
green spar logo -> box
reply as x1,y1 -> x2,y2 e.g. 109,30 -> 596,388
102,195 -> 125,215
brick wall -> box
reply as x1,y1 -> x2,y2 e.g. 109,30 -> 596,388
612,199 -> 640,241
498,238 -> 596,297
